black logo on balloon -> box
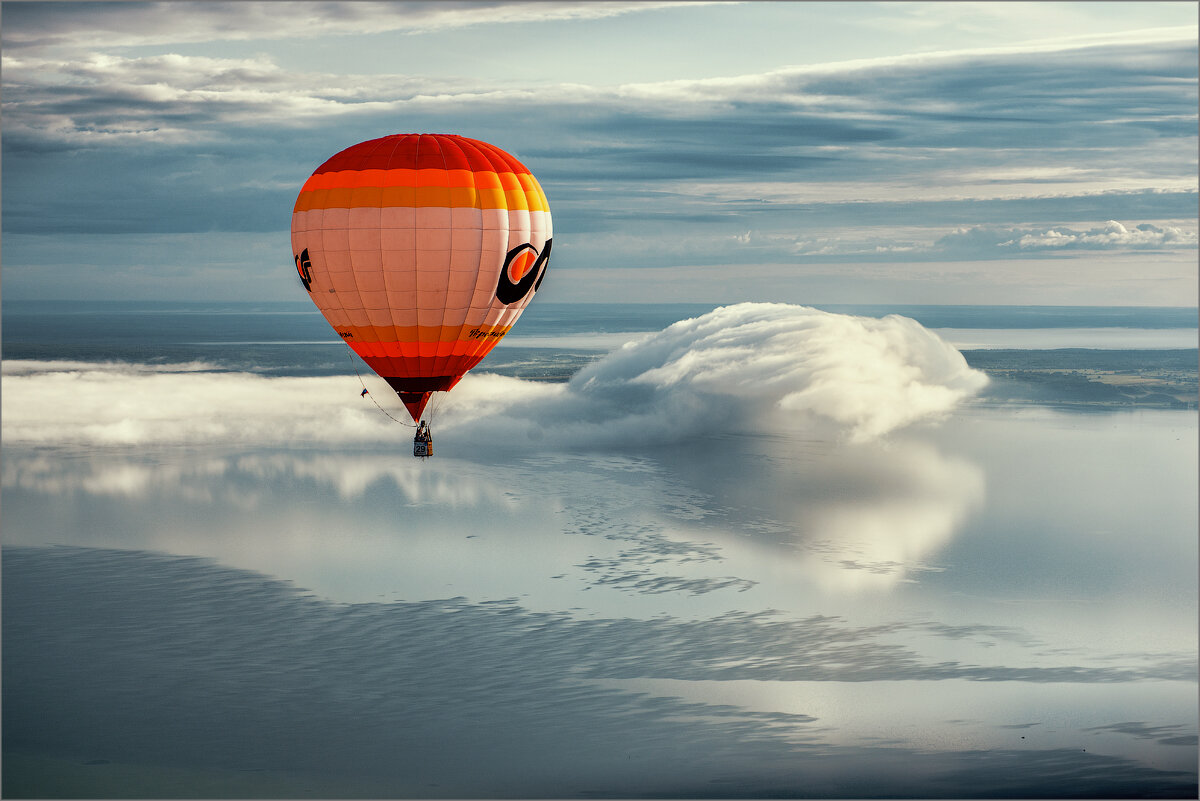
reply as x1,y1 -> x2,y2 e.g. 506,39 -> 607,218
496,238 -> 551,305
295,248 -> 314,292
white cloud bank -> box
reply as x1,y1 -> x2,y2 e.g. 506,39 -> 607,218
3,304 -> 984,451
444,303 -> 987,448
1,361 -> 399,447
937,220 -> 1198,254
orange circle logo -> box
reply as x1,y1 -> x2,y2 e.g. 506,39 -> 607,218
496,239 -> 552,305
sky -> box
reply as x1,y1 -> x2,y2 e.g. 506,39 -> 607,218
1,0 -> 1197,306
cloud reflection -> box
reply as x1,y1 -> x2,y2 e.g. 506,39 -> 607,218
648,431 -> 985,591
3,546 -> 1195,799
2,427 -> 982,600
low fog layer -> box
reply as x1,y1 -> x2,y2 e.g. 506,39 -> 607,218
2,304 -> 986,449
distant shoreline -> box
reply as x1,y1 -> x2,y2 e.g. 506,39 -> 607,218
4,299 -> 1198,329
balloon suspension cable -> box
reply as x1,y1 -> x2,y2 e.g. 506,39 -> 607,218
346,350 -> 415,428
426,390 -> 446,425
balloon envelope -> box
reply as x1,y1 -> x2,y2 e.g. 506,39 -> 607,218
291,133 -> 552,420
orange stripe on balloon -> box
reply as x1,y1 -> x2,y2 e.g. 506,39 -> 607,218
350,340 -> 505,359
301,168 -> 534,192
359,354 -> 489,384
292,185 -> 548,213
340,324 -> 512,359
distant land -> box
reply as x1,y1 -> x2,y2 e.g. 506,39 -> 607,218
962,349 -> 1198,410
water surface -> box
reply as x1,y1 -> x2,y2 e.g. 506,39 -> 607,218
3,302 -> 1196,798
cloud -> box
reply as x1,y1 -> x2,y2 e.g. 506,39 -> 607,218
0,1 -> 703,50
444,303 -> 988,447
3,323 -> 987,594
2,304 -> 986,450
0,51 -> 431,151
2,22 -> 1194,243
4,2 -> 1189,56
0,360 -> 400,447
936,220 -> 1198,255
1,5 -> 1194,304
4,32 -> 1193,159
1012,220 -> 1196,249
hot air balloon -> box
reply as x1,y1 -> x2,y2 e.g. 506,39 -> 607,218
290,134 -> 552,451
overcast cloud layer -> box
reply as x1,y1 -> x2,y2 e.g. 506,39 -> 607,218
1,1 -> 1196,304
